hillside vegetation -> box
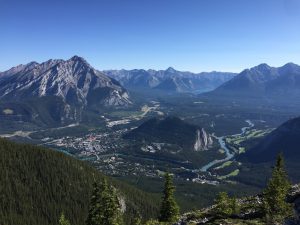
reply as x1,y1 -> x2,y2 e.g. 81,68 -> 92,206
0,138 -> 159,225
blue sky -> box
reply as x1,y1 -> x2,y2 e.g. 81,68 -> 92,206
1,0 -> 300,72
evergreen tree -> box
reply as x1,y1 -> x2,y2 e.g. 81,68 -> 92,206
159,173 -> 179,223
263,154 -> 293,224
214,192 -> 240,218
86,179 -> 122,225
86,181 -> 102,225
230,196 -> 240,215
59,212 -> 70,225
132,215 -> 142,225
99,179 -> 123,225
132,214 -> 142,225
214,192 -> 232,217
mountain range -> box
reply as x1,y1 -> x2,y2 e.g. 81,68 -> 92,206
1,58 -> 300,129
0,56 -> 131,107
210,63 -> 300,98
105,68 -> 236,93
0,56 -> 131,126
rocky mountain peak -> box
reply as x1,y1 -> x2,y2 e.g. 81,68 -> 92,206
279,62 -> 300,74
254,63 -> 271,70
69,55 -> 90,65
166,67 -> 177,73
0,56 -> 132,123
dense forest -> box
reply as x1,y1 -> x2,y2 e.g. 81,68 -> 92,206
0,138 -> 159,225
1,138 -> 298,225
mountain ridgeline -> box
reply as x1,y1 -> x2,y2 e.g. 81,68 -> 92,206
0,56 -> 131,126
210,63 -> 300,99
241,116 -> 300,163
234,116 -> 300,188
124,116 -> 213,151
105,67 -> 236,93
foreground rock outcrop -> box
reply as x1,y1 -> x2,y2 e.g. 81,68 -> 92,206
176,184 -> 300,225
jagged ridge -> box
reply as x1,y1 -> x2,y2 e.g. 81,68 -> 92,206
0,56 -> 131,107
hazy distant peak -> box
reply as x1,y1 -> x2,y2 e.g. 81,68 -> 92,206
166,67 -> 177,73
279,62 -> 300,73
251,63 -> 272,72
212,62 -> 300,97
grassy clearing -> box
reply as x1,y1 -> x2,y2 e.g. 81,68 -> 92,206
215,161 -> 233,170
218,169 -> 240,180
2,108 -> 14,114
109,110 -> 142,118
226,129 -> 272,146
211,218 -> 265,225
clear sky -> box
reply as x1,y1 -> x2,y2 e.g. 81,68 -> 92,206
1,0 -> 300,73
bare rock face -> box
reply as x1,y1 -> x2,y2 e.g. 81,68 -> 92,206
0,56 -> 131,107
194,128 -> 213,151
0,56 -> 132,124
286,184 -> 300,225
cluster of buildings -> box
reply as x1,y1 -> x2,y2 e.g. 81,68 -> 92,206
42,127 -> 219,185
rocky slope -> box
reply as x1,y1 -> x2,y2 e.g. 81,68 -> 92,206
211,63 -> 300,98
240,116 -> 300,163
124,116 -> 213,151
105,68 -> 235,93
0,56 -> 131,107
178,184 -> 300,225
0,56 -> 131,125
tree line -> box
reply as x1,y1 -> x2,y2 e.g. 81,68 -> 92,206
60,154 -> 294,225
213,154 -> 293,224
59,172 -> 180,225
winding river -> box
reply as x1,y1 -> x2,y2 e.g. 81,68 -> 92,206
200,120 -> 254,172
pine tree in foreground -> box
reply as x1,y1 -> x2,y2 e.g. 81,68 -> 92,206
86,181 -> 102,225
263,153 -> 293,224
59,212 -> 70,225
214,192 -> 240,218
132,214 -> 142,225
159,173 -> 179,223
214,192 -> 232,218
99,179 -> 123,225
86,179 -> 122,225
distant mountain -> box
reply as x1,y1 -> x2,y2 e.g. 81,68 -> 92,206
0,56 -> 131,125
104,68 -> 236,93
0,56 -> 131,107
153,76 -> 193,92
124,116 -> 213,151
241,116 -> 300,163
210,63 -> 300,98
103,69 -> 161,89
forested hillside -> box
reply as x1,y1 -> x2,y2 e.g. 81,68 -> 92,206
0,138 -> 159,225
